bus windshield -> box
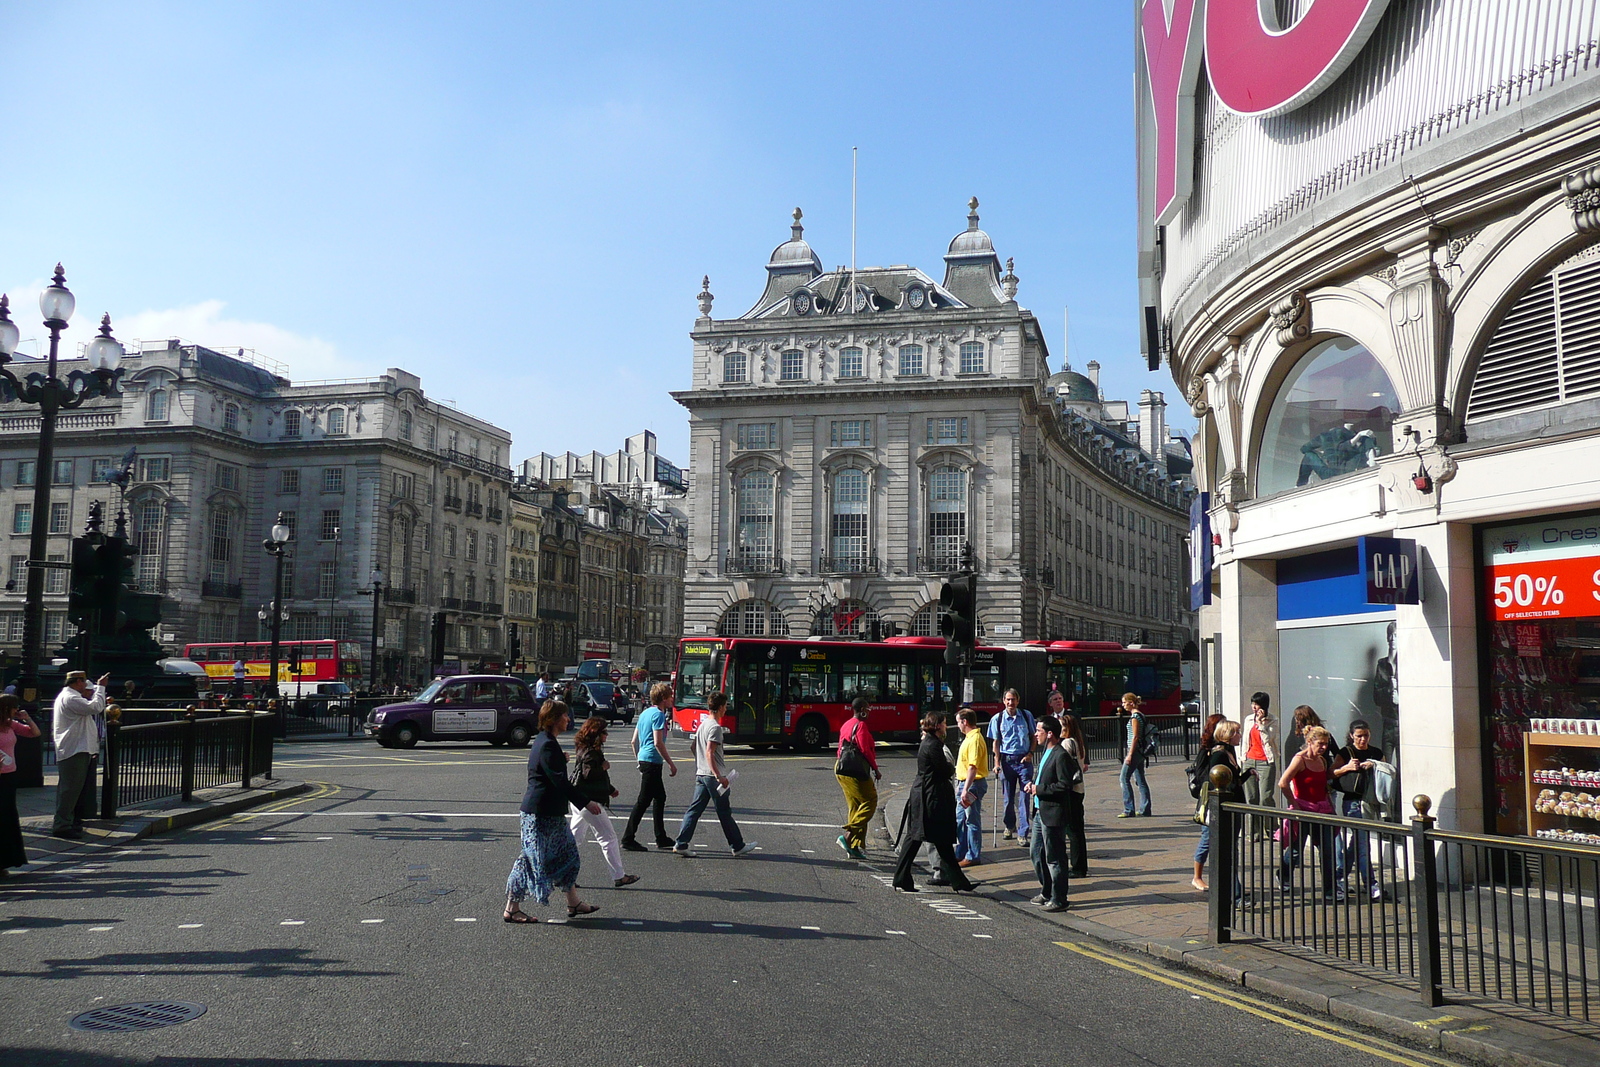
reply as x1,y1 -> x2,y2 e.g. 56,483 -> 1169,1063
674,648 -> 719,709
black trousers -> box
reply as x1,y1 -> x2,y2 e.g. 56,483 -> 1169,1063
622,761 -> 669,845
0,773 -> 26,869
1063,791 -> 1088,877
893,834 -> 973,891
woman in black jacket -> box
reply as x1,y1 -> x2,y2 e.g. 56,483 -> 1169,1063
892,713 -> 977,894
568,715 -> 639,888
1192,720 -> 1250,894
504,701 -> 605,923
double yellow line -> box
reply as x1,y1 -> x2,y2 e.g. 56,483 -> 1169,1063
1056,941 -> 1463,1067
213,781 -> 341,826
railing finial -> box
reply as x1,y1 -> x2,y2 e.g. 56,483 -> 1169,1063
1412,794 -> 1433,818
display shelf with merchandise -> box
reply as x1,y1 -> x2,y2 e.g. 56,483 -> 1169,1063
1524,731 -> 1600,846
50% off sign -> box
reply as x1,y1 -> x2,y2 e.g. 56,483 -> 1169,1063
1489,559 -> 1600,621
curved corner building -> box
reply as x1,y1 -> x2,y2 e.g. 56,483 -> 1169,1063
1137,0 -> 1600,836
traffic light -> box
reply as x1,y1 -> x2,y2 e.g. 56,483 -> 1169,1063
430,612 -> 448,665
287,643 -> 302,676
68,536 -> 101,627
507,622 -> 522,668
938,573 -> 977,666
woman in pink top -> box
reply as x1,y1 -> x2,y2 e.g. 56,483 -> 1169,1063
1,693 -> 42,875
1276,724 -> 1339,899
834,695 -> 881,859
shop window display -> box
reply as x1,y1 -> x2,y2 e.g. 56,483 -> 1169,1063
1257,337 -> 1398,497
1482,513 -> 1600,837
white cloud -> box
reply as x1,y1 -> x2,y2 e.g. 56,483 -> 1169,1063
115,300 -> 370,381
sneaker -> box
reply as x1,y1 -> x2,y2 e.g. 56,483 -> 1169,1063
672,845 -> 690,855
621,839 -> 649,853
847,846 -> 868,860
1002,830 -> 1016,840
1031,894 -> 1049,905
1043,902 -> 1069,913
1116,812 -> 1135,819
732,841 -> 758,856
957,858 -> 980,869
1018,835 -> 1030,846
836,834 -> 852,855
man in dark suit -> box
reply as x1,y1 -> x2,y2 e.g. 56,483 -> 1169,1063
1024,715 -> 1080,912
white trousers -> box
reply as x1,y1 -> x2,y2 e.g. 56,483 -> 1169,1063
568,804 -> 626,881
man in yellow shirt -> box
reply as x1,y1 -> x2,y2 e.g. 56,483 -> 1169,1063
954,708 -> 989,868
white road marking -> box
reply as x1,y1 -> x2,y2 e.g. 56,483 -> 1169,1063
453,917 -> 476,922
801,926 -> 820,931
973,933 -> 993,939
88,926 -> 114,932
280,920 -> 306,926
886,930 -> 907,935
3,929 -> 28,935
315,836 -> 333,841
178,923 -> 203,929
712,922 -> 733,928
361,919 -> 384,924
622,920 -> 644,926
801,849 -> 815,853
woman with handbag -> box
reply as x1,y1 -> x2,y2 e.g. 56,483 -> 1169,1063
1277,725 -> 1339,899
835,696 -> 881,860
1191,720 -> 1251,893
568,715 -> 640,889
504,700 -> 605,924
892,713 -> 976,894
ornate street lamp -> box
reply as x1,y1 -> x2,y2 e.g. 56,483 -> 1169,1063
368,567 -> 384,692
0,268 -> 124,702
261,514 -> 292,698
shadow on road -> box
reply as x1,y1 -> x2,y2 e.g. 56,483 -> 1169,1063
2,946 -> 394,981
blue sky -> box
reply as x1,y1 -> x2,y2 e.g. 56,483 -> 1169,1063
0,2 -> 1175,463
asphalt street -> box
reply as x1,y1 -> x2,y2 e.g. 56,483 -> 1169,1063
2,735 -> 1478,1067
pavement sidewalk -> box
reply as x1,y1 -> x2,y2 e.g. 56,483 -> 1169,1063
9,770 -> 309,874
882,757 -> 1600,1067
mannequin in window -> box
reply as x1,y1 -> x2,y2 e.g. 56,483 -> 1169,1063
1296,423 -> 1379,486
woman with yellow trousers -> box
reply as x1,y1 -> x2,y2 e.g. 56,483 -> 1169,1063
835,696 -> 881,859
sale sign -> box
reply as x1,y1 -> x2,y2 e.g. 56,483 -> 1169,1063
1483,515 -> 1600,622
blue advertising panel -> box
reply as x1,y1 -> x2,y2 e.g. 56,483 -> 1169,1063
1189,493 -> 1212,609
1358,535 -> 1420,605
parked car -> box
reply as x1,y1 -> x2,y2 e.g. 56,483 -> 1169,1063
569,680 -> 630,725
365,675 -> 539,748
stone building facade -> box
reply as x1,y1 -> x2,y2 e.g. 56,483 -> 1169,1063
675,204 -> 1194,647
0,342 -> 511,686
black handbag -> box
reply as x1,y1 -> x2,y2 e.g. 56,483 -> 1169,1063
834,722 -> 871,779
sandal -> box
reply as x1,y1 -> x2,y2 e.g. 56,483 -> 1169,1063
502,909 -> 538,924
614,875 -> 640,887
567,902 -> 600,918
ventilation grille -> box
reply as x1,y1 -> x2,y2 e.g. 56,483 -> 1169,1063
1468,253 -> 1600,421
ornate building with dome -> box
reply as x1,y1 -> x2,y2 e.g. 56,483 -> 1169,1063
673,201 -> 1196,648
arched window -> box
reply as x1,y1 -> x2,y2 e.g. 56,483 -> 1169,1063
717,598 -> 789,636
927,465 -> 968,569
223,404 -> 240,433
733,470 -> 775,569
1468,250 -> 1600,421
898,344 -> 924,376
399,410 -> 412,441
959,341 -> 985,374
828,468 -> 869,571
135,501 -> 164,590
723,351 -> 748,383
327,408 -> 347,435
910,602 -> 947,637
146,388 -> 169,422
282,409 -> 302,437
1257,337 -> 1397,496
838,346 -> 864,379
814,599 -> 876,638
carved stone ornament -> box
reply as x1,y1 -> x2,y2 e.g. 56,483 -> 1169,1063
1270,290 -> 1309,346
1564,166 -> 1600,234
697,276 -> 715,317
1186,375 -> 1209,418
1000,257 -> 1019,301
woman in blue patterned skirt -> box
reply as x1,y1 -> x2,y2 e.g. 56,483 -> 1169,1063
505,700 -> 604,923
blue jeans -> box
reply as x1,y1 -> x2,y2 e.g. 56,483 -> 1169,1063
999,754 -> 1033,837
1120,757 -> 1151,815
675,776 -> 745,852
955,778 -> 987,862
1335,795 -> 1374,885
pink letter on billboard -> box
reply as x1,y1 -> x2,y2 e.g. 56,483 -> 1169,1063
1140,0 -> 1205,225
1205,0 -> 1392,118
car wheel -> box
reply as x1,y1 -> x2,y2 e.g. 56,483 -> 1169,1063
394,722 -> 420,749
795,715 -> 828,752
507,722 -> 532,747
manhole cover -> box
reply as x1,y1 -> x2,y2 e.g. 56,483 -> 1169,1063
69,1002 -> 207,1032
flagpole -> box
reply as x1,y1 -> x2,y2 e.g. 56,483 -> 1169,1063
851,147 -> 858,307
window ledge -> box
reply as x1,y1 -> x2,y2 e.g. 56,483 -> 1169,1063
895,373 -> 930,380
955,371 -> 992,378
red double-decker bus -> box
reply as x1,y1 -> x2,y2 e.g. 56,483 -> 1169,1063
183,640 -> 364,695
671,636 -> 1182,750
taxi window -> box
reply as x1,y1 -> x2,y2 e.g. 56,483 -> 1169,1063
471,680 -> 501,703
505,682 -> 533,706
438,681 -> 471,704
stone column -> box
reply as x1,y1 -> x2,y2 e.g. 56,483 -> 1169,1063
1219,556 -> 1278,721
1393,521 -> 1483,833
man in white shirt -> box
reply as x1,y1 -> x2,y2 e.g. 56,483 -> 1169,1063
52,670 -> 110,838
671,692 -> 756,856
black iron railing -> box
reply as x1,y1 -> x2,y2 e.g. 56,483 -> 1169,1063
275,698 -> 365,738
1079,713 -> 1195,763
915,552 -> 964,574
386,587 -> 418,605
1209,783 -> 1600,1022
101,712 -> 276,817
443,495 -> 463,511
818,555 -> 879,574
201,580 -> 242,599
724,552 -> 785,575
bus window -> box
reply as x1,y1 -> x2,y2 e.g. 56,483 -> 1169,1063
917,663 -> 951,712
674,648 -> 719,710
838,653 -> 881,701
786,663 -> 835,702
1097,667 -> 1131,703
883,662 -> 914,701
969,666 -> 1003,705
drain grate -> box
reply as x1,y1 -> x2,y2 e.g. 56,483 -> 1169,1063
69,1001 -> 207,1032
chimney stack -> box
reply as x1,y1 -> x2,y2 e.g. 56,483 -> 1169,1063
1138,390 -> 1169,470
1085,360 -> 1101,397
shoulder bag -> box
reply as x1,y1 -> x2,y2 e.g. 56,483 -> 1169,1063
834,720 -> 871,779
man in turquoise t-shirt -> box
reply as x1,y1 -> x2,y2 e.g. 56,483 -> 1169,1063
622,682 -> 679,851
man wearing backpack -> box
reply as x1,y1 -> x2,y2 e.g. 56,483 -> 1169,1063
987,688 -> 1036,843
1118,692 -> 1153,817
